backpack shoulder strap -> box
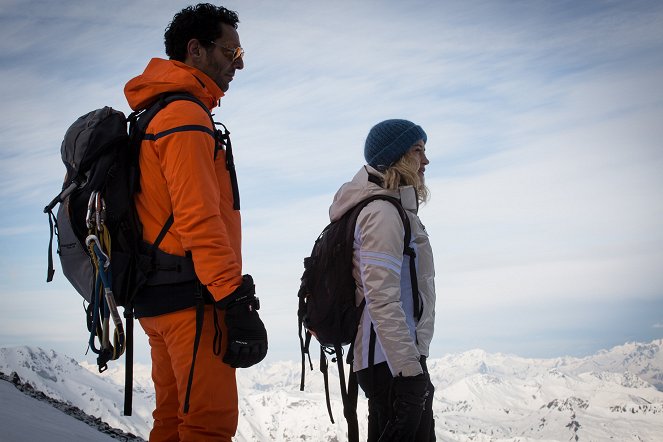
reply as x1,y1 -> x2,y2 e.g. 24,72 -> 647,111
131,92 -> 240,211
129,92 -> 212,146
348,193 -> 412,253
354,177 -> 422,320
132,92 -> 239,254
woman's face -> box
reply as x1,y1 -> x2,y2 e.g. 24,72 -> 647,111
409,140 -> 429,179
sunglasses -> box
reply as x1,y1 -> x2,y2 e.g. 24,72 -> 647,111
208,41 -> 245,62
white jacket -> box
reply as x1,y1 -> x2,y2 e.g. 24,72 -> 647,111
329,165 -> 436,377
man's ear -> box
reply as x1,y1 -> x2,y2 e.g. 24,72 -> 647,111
185,38 -> 204,64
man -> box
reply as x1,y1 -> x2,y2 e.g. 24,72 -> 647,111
124,4 -> 267,441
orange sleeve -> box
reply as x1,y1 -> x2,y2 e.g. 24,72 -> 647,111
148,100 -> 243,302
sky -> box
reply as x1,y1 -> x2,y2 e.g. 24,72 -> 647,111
0,0 -> 662,367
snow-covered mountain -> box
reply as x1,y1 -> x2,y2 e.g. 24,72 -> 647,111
1,340 -> 662,441
0,374 -> 120,441
0,346 -> 153,439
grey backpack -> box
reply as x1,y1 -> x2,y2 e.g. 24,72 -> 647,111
43,93 -> 223,415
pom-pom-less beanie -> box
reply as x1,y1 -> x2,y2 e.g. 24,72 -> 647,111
364,119 -> 427,171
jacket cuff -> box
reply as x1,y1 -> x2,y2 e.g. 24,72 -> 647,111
214,274 -> 254,309
208,275 -> 245,304
397,360 -> 425,377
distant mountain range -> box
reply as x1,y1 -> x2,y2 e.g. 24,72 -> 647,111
1,339 -> 662,441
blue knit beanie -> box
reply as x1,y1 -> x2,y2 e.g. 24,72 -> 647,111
364,119 -> 427,171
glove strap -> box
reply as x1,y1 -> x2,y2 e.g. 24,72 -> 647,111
226,294 -> 260,311
216,274 -> 255,309
213,306 -> 222,356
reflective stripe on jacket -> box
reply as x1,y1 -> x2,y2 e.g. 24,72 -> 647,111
124,58 -> 243,306
329,165 -> 436,377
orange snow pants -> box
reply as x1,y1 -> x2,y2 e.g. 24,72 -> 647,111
139,305 -> 238,442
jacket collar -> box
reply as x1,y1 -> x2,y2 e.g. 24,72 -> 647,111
364,165 -> 419,213
125,58 -> 223,111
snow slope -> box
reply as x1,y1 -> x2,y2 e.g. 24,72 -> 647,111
0,376 -> 118,441
1,340 -> 662,441
0,347 -> 152,438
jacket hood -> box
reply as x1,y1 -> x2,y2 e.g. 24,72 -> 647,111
124,58 -> 223,111
329,165 -> 418,222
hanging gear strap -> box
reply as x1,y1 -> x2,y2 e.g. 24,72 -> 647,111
123,307 -> 134,416
334,343 -> 359,442
215,122 -> 240,210
320,346 -> 335,425
46,210 -> 57,282
183,282 -> 206,415
318,344 -> 360,442
298,320 -> 313,392
347,369 -> 359,442
368,324 -> 377,397
124,213 -> 177,417
44,181 -> 79,282
139,211 -> 203,416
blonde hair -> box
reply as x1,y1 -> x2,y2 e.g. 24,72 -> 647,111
383,149 -> 430,204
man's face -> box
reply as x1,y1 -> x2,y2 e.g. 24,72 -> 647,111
197,23 -> 244,92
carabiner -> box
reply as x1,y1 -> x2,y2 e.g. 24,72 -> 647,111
86,191 -> 98,229
86,234 -> 111,269
95,192 -> 103,229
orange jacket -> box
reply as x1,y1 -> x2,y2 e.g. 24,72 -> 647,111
124,58 -> 242,303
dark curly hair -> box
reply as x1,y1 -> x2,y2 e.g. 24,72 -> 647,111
164,3 -> 240,62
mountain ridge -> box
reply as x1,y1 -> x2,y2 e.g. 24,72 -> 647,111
1,339 -> 661,441
0,370 -> 143,441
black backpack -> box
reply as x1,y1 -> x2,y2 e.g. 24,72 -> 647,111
43,92 -> 233,416
297,181 -> 421,442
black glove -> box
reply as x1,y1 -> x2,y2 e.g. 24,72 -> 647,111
216,274 -> 268,368
378,372 -> 430,442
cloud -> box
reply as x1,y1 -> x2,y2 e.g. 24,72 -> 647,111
1,0 -> 663,360
0,224 -> 42,237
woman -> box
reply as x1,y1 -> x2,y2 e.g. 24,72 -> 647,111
329,119 -> 436,441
